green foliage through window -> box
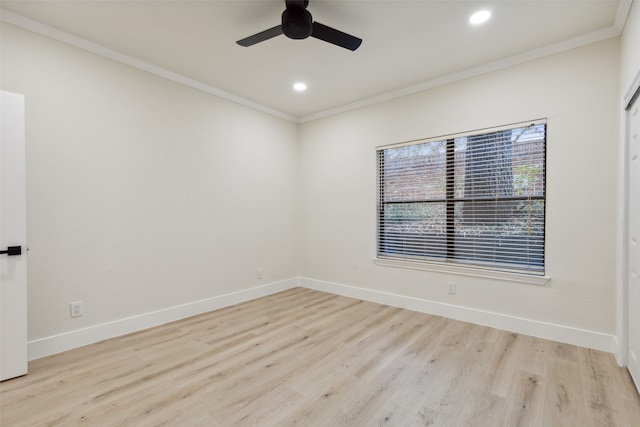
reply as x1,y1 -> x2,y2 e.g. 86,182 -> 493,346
377,121 -> 546,275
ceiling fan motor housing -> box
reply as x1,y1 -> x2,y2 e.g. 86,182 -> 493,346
282,6 -> 313,39
237,0 -> 361,51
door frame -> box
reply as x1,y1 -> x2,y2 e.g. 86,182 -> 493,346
618,68 -> 640,370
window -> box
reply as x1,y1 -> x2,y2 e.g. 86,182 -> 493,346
377,120 -> 546,276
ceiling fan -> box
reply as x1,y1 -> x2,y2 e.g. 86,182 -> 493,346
236,0 -> 362,51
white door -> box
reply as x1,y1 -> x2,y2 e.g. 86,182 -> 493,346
628,93 -> 640,392
0,90 -> 28,381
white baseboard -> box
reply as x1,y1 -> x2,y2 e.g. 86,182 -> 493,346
299,277 -> 616,354
28,278 -> 298,360
614,336 -> 626,367
28,276 -> 616,361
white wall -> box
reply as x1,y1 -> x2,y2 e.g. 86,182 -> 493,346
299,38 -> 620,338
0,23 -> 299,343
0,15 -> 628,356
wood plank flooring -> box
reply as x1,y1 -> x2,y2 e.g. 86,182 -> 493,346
2,287 -> 639,426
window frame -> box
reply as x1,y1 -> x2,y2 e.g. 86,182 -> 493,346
375,119 -> 549,285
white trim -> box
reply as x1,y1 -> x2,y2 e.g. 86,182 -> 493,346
376,119 -> 547,151
616,115 -> 630,366
614,1 -> 634,35
617,99 -> 631,366
373,257 -> 550,286
27,276 -> 615,361
27,278 -> 298,361
617,68 -> 640,366
614,334 -> 625,367
0,9 -> 298,124
1,7 -> 631,125
300,277 -> 615,353
299,27 -> 623,123
624,68 -> 640,110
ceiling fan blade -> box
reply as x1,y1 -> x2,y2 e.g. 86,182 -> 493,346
311,22 -> 362,51
237,25 -> 284,47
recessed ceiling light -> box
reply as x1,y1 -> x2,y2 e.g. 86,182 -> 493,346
293,82 -> 307,92
469,10 -> 491,25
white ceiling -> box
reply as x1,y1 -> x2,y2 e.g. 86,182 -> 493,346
0,1 -> 631,122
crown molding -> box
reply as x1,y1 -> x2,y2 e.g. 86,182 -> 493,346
0,9 -> 300,123
614,0 -> 633,34
2,3 -> 633,125
299,19 -> 627,123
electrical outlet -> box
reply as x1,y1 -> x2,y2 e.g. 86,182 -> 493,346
70,301 -> 83,318
447,281 -> 456,295
257,268 -> 263,279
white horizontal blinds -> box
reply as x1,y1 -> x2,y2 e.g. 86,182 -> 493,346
378,139 -> 448,259
377,122 -> 546,275
452,124 -> 546,273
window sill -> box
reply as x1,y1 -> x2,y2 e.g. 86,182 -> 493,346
373,257 -> 550,286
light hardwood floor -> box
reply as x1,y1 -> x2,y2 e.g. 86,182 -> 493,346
2,287 -> 639,426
